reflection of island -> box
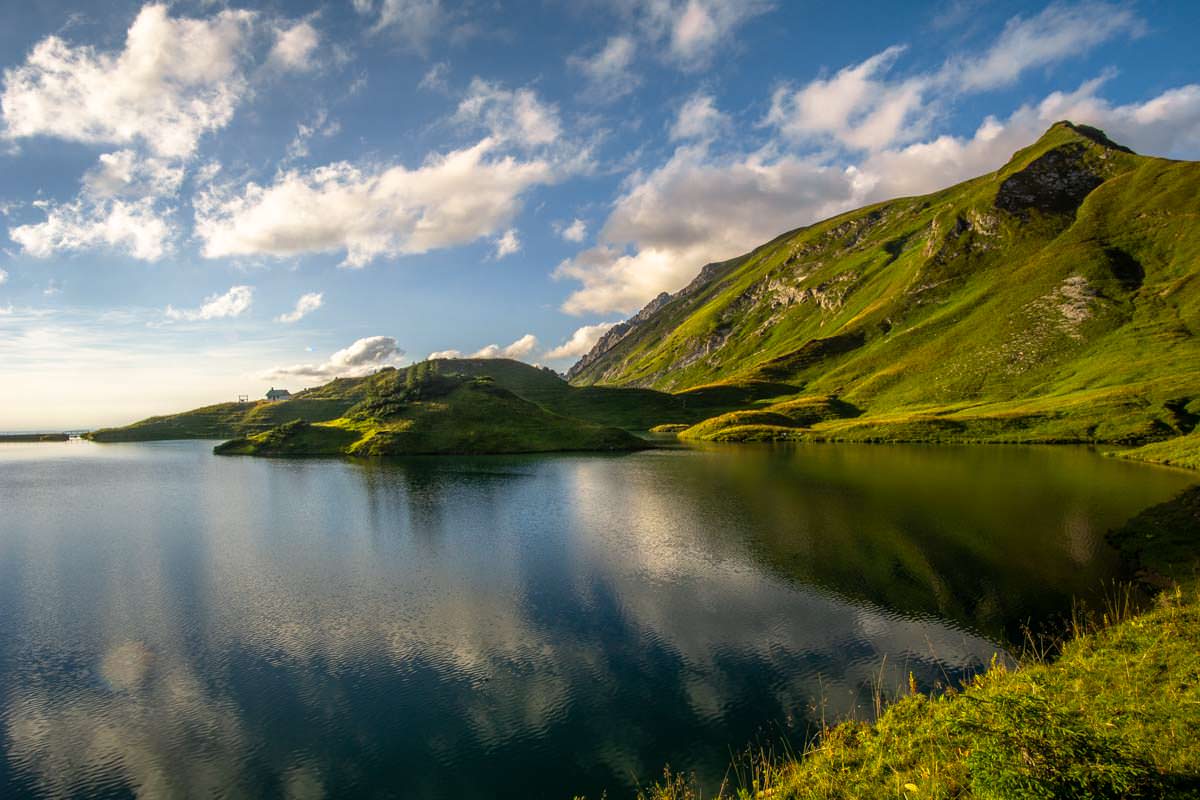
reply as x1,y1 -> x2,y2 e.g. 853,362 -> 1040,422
1,442 -> 1190,799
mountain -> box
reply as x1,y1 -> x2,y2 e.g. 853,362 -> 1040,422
569,122 -> 1200,444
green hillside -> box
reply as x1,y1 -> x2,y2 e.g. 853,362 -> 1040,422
570,122 -> 1200,445
214,368 -> 648,456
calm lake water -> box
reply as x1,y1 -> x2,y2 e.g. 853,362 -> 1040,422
0,440 -> 1194,799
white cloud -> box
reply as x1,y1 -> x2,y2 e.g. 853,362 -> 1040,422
559,218 -> 587,243
82,149 -> 184,199
569,35 -> 639,102
368,0 -> 445,50
765,2 -> 1144,154
11,198 -> 172,261
948,2 -> 1143,92
453,79 -> 562,149
268,20 -> 320,72
556,76 -> 1200,315
1,4 -> 256,158
165,285 -> 254,322
285,109 -> 340,161
195,138 -> 558,267
494,228 -> 521,258
275,292 -> 323,323
670,92 -> 727,141
9,150 -> 181,261
0,268 -> 7,285
262,335 -> 404,381
428,334 -> 539,361
630,0 -> 774,70
544,322 -> 617,360
766,46 -> 930,152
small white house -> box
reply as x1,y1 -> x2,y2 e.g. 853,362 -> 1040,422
265,388 -> 292,401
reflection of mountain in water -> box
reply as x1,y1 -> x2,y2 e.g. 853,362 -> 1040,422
0,441 -> 1191,799
650,444 -> 1175,644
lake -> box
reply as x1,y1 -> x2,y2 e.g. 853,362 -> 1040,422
0,440 -> 1193,799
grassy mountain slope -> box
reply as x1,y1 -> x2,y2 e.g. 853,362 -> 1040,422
571,123 -> 1200,444
215,369 -> 648,456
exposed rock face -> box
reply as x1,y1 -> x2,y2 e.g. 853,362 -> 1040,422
995,142 -> 1105,217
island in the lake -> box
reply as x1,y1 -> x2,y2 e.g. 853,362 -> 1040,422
87,122 -> 1199,463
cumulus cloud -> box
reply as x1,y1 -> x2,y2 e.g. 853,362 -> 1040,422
558,218 -> 587,243
275,292 -> 323,323
494,228 -> 521,258
1,4 -> 255,158
11,198 -> 172,261
195,138 -> 559,267
262,335 -> 404,381
268,20 -> 320,72
765,45 -> 930,152
544,322 -> 617,360
557,76 -> 1200,315
569,35 -> 639,102
0,268 -> 7,285
670,93 -> 727,141
10,150 -> 182,260
453,78 -> 562,149
83,150 -> 184,199
164,285 -> 254,322
428,334 -> 539,361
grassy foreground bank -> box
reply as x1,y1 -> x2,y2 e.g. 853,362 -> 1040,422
626,484 -> 1200,800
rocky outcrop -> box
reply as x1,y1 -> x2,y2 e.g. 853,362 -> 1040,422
996,143 -> 1105,217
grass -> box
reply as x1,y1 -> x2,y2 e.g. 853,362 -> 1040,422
624,485 -> 1200,800
1114,430 -> 1200,471
85,396 -> 360,442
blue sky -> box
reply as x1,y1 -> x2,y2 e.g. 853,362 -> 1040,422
0,0 -> 1198,428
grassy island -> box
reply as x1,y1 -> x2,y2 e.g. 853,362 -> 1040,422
0,433 -> 69,442
214,368 -> 649,457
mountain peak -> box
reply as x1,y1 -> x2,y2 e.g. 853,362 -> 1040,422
1043,120 -> 1135,154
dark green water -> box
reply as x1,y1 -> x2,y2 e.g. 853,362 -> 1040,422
0,440 -> 1193,799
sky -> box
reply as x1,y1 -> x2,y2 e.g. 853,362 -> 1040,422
0,0 -> 1198,429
